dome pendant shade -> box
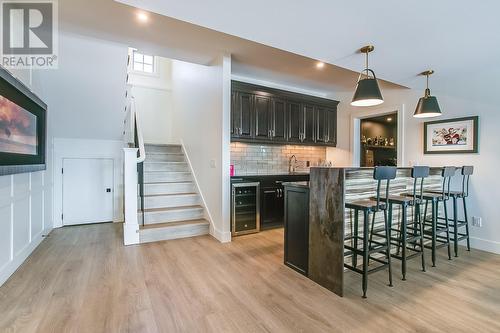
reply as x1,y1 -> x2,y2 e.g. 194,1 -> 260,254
413,70 -> 442,118
351,77 -> 384,107
414,94 -> 442,118
351,45 -> 384,107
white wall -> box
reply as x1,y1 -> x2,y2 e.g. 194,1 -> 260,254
328,88 -> 500,253
52,138 -> 124,228
0,68 -> 53,286
171,56 -> 232,242
34,31 -> 128,140
129,57 -> 175,144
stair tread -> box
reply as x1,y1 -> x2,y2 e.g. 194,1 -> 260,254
143,192 -> 198,198
144,171 -> 191,174
144,161 -> 187,164
145,144 -> 181,147
140,219 -> 209,230
145,181 -> 193,185
144,181 -> 193,185
142,205 -> 203,213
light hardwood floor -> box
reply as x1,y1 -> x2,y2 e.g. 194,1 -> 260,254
1,223 -> 499,333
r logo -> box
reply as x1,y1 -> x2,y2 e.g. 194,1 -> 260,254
2,2 -> 53,54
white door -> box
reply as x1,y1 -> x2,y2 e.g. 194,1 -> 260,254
62,158 -> 114,225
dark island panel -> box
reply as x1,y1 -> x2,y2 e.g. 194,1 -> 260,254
308,168 -> 345,297
283,182 -> 310,275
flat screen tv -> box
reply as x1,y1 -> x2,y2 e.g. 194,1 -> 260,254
0,66 -> 47,176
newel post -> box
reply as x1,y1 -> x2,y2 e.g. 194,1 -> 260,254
123,148 -> 140,245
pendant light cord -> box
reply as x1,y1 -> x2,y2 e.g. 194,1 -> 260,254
365,52 -> 369,78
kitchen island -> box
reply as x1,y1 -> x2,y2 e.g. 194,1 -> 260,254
284,167 -> 444,297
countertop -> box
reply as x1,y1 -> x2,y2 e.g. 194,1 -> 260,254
232,172 -> 309,178
282,181 -> 310,188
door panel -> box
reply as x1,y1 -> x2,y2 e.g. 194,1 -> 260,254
239,92 -> 253,138
326,107 -> 337,145
272,98 -> 287,142
254,95 -> 272,140
63,158 -> 114,225
260,186 -> 284,229
303,104 -> 316,143
231,90 -> 238,136
288,101 -> 302,143
316,107 -> 327,143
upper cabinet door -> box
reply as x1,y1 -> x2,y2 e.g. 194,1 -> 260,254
288,101 -> 303,143
254,95 -> 272,140
232,91 -> 253,138
272,98 -> 287,142
315,106 -> 328,143
326,107 -> 337,146
302,104 -> 316,144
231,90 -> 238,136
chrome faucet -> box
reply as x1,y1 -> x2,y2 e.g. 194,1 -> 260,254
289,155 -> 297,173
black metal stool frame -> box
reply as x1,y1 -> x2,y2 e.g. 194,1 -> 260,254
345,166 -> 395,298
382,166 -> 429,280
421,167 -> 454,266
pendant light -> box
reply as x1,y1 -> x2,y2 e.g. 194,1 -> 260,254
351,45 -> 384,107
413,70 -> 442,118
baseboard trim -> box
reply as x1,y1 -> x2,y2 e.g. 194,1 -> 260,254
210,225 -> 231,243
470,237 -> 500,254
0,227 -> 52,287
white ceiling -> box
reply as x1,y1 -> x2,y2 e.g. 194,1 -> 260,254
117,0 -> 500,104
58,0 -> 402,97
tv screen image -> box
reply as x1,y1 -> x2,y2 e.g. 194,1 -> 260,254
0,95 -> 38,156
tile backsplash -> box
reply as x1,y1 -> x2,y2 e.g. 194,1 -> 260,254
231,142 -> 327,175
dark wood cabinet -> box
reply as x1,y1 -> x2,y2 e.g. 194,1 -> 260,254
260,184 -> 284,229
303,104 -> 316,144
287,101 -> 302,142
326,107 -> 337,145
284,183 -> 309,275
254,95 -> 272,140
271,98 -> 287,142
231,81 -> 339,147
232,91 -> 253,139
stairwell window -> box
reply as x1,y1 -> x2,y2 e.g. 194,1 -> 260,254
132,51 -> 155,74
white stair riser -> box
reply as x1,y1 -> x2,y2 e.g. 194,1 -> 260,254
144,172 -> 191,183
141,195 -> 201,210
145,145 -> 182,154
143,183 -> 195,195
143,208 -> 204,224
139,223 -> 209,243
144,163 -> 189,172
147,154 -> 185,162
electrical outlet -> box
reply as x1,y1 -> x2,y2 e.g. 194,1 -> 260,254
210,159 -> 216,168
472,216 -> 482,227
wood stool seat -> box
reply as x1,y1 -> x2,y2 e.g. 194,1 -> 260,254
346,199 -> 386,211
372,195 -> 418,205
426,190 -> 464,198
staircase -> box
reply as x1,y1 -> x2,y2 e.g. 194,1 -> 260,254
138,144 -> 210,243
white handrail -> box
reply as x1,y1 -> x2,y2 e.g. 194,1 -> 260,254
132,96 -> 146,163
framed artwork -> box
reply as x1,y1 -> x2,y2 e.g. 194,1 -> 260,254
423,116 -> 479,154
0,66 -> 47,176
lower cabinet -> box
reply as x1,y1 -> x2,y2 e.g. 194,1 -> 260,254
260,184 -> 284,230
284,184 -> 309,275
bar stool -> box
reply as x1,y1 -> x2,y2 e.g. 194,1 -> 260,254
344,166 -> 396,298
372,166 -> 428,280
429,166 -> 473,256
417,167 -> 455,266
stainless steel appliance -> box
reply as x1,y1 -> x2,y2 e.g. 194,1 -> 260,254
231,182 -> 260,236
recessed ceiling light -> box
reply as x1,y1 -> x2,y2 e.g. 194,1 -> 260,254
387,117 -> 392,122
137,12 -> 149,23
316,62 -> 325,69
